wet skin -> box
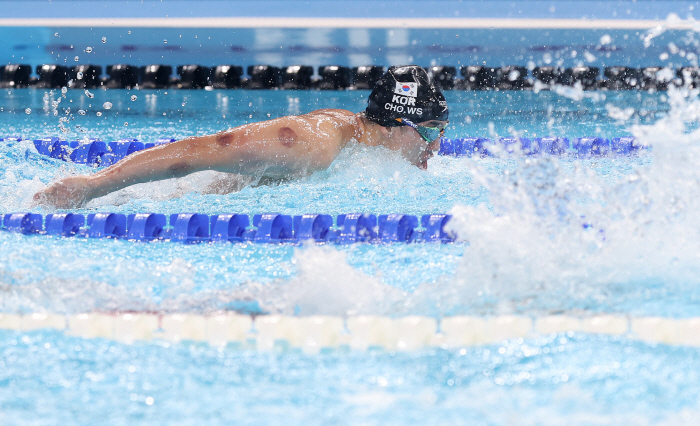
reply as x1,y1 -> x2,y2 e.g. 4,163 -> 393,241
32,109 -> 446,209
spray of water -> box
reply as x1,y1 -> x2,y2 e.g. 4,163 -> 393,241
434,84 -> 700,315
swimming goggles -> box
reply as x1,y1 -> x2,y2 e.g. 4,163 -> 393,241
396,118 -> 445,143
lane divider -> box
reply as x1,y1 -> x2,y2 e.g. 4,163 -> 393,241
1,313 -> 698,351
0,135 -> 646,169
0,212 -> 456,244
438,136 -> 644,157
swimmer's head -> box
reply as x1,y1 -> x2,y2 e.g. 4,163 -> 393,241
364,65 -> 449,128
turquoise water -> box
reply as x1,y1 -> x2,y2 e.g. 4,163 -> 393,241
2,87 -> 700,424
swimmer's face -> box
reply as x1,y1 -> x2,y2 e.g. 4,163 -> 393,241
393,120 -> 447,169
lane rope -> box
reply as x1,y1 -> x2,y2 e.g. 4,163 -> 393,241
8,135 -> 646,169
0,212 -> 456,244
0,313 -> 696,351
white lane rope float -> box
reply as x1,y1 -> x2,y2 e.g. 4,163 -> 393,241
1,313 -> 698,352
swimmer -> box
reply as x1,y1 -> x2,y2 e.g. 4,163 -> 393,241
33,65 -> 449,209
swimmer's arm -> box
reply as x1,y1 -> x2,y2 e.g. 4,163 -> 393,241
89,115 -> 346,190
33,112 -> 353,207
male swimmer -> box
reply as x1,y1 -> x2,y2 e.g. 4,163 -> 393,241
33,65 -> 449,209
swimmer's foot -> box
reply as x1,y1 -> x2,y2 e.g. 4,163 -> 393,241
31,176 -> 92,209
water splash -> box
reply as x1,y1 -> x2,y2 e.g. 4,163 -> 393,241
440,85 -> 700,316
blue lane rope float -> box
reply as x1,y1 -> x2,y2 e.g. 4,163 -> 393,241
7,135 -> 647,168
438,136 -> 643,156
0,212 -> 457,244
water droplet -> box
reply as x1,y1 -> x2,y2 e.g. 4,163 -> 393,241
96,111 -> 102,116
78,110 -> 86,115
61,87 -> 67,95
131,95 -> 137,101
124,122 -> 129,126
53,110 -> 58,116
54,32 -> 59,37
25,108 -> 31,114
74,56 -> 79,62
67,79 -> 74,88
84,89 -> 94,98
77,72 -> 84,80
103,102 -> 112,109
163,39 -> 168,44
101,37 -> 107,43
85,46 -> 93,53
128,31 -> 131,34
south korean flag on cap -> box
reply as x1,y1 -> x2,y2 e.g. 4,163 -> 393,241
394,82 -> 418,97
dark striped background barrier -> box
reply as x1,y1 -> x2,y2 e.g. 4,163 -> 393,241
1,63 -> 696,91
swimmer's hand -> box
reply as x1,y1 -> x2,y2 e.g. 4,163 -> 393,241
32,176 -> 93,209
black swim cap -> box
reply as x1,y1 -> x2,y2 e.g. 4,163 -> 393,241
365,65 -> 448,127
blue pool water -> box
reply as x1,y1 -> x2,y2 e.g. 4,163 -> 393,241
2,85 -> 700,424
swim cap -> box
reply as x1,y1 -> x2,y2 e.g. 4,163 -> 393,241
365,65 -> 448,127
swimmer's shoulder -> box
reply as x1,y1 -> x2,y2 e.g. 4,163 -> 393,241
301,109 -> 364,140
303,108 -> 358,122
302,108 -> 363,133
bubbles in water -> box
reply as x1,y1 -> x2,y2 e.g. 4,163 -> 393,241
599,34 -> 612,45
67,79 -> 74,88
103,102 -> 113,110
96,111 -> 102,117
84,89 -> 94,98
78,110 -> 86,115
24,108 -> 31,114
131,95 -> 137,101
61,87 -> 67,95
85,46 -> 93,53
54,32 -> 58,37
584,51 -> 597,63
101,37 -> 107,43
77,72 -> 83,80
74,56 -> 79,62
124,122 -> 129,126
163,39 -> 168,44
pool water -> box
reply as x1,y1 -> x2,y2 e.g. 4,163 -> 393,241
2,85 -> 700,425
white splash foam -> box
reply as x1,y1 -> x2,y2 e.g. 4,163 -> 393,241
440,85 -> 700,315
551,83 -> 605,102
229,244 -> 403,316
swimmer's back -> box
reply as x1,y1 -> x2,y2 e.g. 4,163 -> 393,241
222,108 -> 362,177
287,108 -> 363,149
